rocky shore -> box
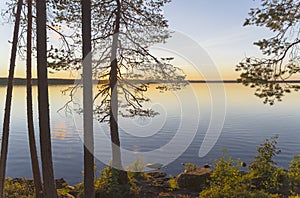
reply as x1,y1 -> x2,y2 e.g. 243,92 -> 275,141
5,167 -> 212,198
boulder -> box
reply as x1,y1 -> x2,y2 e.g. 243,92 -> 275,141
176,168 -> 211,191
55,178 -> 68,189
146,171 -> 167,179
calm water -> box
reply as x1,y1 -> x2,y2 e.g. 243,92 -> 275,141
0,83 -> 299,185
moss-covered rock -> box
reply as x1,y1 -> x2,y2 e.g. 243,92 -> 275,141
176,168 -> 211,191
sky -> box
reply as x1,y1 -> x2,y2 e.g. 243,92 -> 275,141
0,0 -> 273,80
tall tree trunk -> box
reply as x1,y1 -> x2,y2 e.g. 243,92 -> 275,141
109,0 -> 128,185
26,0 -> 43,197
36,0 -> 57,197
81,0 -> 95,197
0,0 -> 23,197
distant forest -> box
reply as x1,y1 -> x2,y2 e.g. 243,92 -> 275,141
1,78 -> 300,85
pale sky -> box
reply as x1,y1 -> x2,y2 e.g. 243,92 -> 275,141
0,0 -> 273,80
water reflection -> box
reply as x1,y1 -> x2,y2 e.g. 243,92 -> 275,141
0,83 -> 299,185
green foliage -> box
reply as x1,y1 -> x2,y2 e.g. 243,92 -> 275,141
243,0 -> 300,36
4,177 -> 71,197
75,160 -> 143,197
168,177 -> 178,191
75,166 -> 123,197
94,166 -> 122,197
73,182 -> 84,197
93,165 -> 141,197
210,155 -> 242,187
249,135 -> 284,193
236,0 -> 300,105
57,187 -> 70,197
4,178 -> 35,198
3,137 -> 299,197
127,172 -> 141,197
126,158 -> 145,196
198,154 -> 276,198
200,136 -> 294,197
200,186 -> 277,198
249,135 -> 280,171
199,153 -> 252,197
126,157 -> 145,179
49,0 -> 186,120
288,155 -> 300,195
184,162 -> 199,172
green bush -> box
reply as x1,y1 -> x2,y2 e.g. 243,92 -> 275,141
199,136 -> 290,197
94,166 -> 122,197
74,166 -> 123,197
199,185 -> 278,198
4,136 -> 299,198
4,178 -> 35,198
126,158 -> 145,173
199,153 -> 254,197
127,157 -> 145,180
248,135 -> 284,193
168,177 -> 178,191
184,162 -> 200,173
289,155 -> 300,195
208,154 -> 242,187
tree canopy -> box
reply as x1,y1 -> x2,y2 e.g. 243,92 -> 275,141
50,0 -> 185,119
236,0 -> 300,105
49,0 -> 186,185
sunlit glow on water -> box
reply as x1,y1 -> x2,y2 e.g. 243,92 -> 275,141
0,83 -> 299,185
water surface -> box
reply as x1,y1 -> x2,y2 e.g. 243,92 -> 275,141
0,83 -> 299,185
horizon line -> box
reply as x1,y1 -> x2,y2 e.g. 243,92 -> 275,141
1,77 -> 300,85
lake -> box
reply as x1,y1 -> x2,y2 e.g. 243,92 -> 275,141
0,83 -> 299,185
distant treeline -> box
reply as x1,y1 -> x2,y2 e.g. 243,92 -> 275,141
1,78 -> 299,85
0,78 -> 75,85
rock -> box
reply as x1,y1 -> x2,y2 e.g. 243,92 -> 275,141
146,163 -> 164,170
66,194 -> 75,198
146,171 -> 167,179
68,190 -> 78,198
158,192 -> 174,197
67,185 -> 75,190
176,168 -> 211,192
241,161 -> 247,167
203,163 -> 210,168
55,178 -> 68,189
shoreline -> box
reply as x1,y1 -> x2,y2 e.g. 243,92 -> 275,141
1,77 -> 300,86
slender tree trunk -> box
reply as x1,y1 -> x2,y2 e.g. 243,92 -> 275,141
0,0 -> 23,197
36,0 -> 57,197
26,0 -> 43,197
81,0 -> 95,197
109,0 -> 128,185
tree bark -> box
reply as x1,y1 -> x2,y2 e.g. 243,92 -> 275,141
26,0 -> 43,196
36,0 -> 57,197
0,0 -> 23,197
81,0 -> 95,197
109,0 -> 128,185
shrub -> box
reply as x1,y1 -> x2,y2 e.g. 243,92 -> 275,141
199,186 -> 278,198
4,178 -> 35,198
199,153 -> 251,197
184,162 -> 199,173
127,158 -> 145,173
248,135 -> 284,193
199,136 -> 290,197
127,157 -> 145,180
168,177 -> 178,191
289,155 -> 300,195
94,166 -> 122,197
